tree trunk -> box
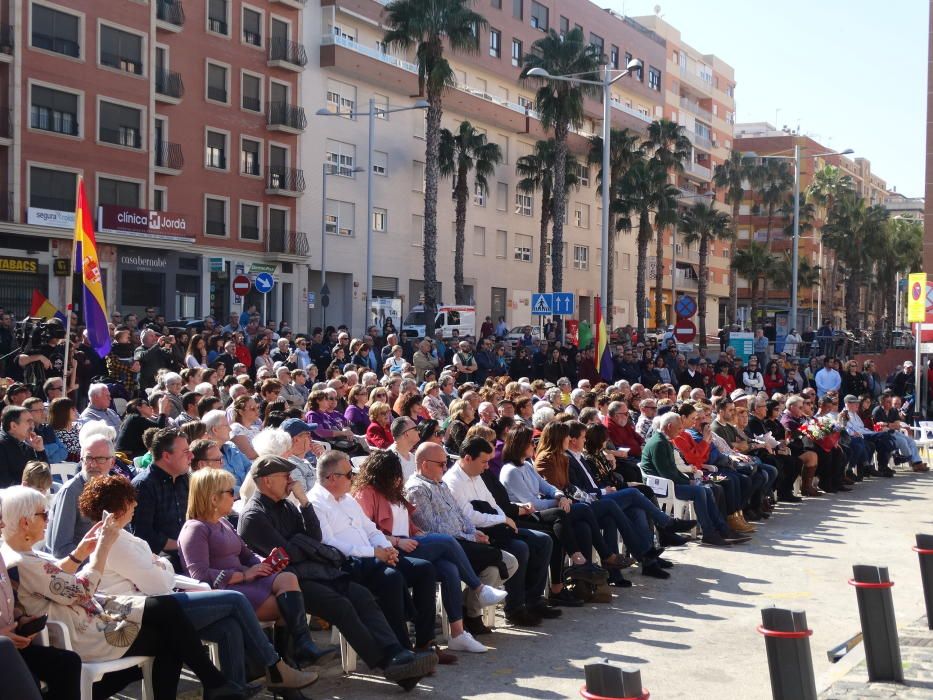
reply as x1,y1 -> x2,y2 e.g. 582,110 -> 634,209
422,92 -> 443,336
728,200 -> 740,325
654,223 -> 665,330
537,189 -> 552,294
635,213 -> 651,337
826,251 -> 838,326
845,268 -> 859,330
550,129 -> 568,298
606,229 -> 616,328
698,233 -> 709,350
453,163 -> 468,305
750,278 -> 760,325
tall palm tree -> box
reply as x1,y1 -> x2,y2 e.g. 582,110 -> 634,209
713,150 -> 755,326
515,140 -> 578,293
613,156 -> 679,336
732,241 -> 775,325
754,159 -> 793,310
873,217 -> 922,327
588,128 -> 640,326
384,0 -> 486,330
521,28 -> 601,295
439,121 -> 502,304
644,119 -> 691,329
806,165 -> 854,320
768,253 -> 821,297
678,202 -> 731,350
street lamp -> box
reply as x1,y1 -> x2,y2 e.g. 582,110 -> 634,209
671,190 -> 715,315
745,145 -> 853,333
526,58 -> 642,318
315,99 -> 429,311
320,162 -> 365,328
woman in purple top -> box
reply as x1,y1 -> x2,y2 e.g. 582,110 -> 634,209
344,385 -> 371,434
305,389 -> 355,442
178,469 -> 337,667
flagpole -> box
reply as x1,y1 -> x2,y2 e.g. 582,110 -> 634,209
61,177 -> 80,391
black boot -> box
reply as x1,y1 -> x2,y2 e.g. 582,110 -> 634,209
275,591 -> 340,668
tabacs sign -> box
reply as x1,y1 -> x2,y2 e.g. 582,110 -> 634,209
0,256 -> 38,273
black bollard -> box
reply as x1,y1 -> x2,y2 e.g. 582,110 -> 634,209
758,607 -> 817,700
582,661 -> 648,700
914,534 -> 933,630
849,564 -> 903,682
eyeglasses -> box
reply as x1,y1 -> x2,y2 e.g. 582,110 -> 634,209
84,455 -> 114,464
423,459 -> 447,467
217,488 -> 235,496
47,385 -> 63,392
329,471 -> 353,480
432,430 -> 444,437
33,510 -> 49,522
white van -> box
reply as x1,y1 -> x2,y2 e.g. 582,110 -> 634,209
402,305 -> 476,339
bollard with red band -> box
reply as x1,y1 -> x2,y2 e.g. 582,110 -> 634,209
759,607 -> 817,700
915,534 -> 933,629
582,662 -> 647,700
850,564 -> 903,682
580,686 -> 649,700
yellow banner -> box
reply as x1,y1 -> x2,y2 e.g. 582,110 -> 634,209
907,272 -> 927,323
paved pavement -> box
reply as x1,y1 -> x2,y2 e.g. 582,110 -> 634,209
128,469 -> 933,700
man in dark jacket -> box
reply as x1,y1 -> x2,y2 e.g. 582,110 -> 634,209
0,406 -> 48,487
134,328 -> 177,390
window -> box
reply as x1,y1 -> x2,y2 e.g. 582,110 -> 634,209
411,214 -> 424,246
473,226 -> 485,255
545,241 -> 567,267
98,177 -> 140,207
374,94 -> 389,119
372,150 -> 387,176
205,197 -> 227,236
514,233 -> 532,262
373,208 -> 387,233
326,139 -> 356,177
208,0 -> 229,35
511,38 -> 522,67
99,101 -> 142,148
575,163 -> 590,187
574,202 -> 590,228
240,203 -> 260,240
242,7 -> 261,46
496,182 -> 508,211
496,134 -> 509,164
31,4 -> 80,58
30,85 -> 79,136
29,167 -> 76,211
473,182 -> 486,207
325,199 -> 355,237
573,245 -> 589,270
622,253 -> 631,270
412,161 -> 425,192
414,111 -> 426,139
489,29 -> 501,58
241,138 -> 261,175
648,66 -> 661,91
512,0 -> 522,20
153,187 -> 166,212
589,33 -> 603,56
559,16 -> 569,36
610,44 -> 619,69
530,1 -> 548,30
496,230 -> 507,258
326,79 -> 355,117
242,73 -> 261,112
515,192 -> 532,216
207,63 -> 228,103
205,130 -> 227,169
100,25 -> 143,75
727,84 -> 735,98
268,208 -> 287,238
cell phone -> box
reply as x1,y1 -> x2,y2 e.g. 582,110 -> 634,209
262,547 -> 289,570
102,509 -> 112,521
15,614 -> 47,636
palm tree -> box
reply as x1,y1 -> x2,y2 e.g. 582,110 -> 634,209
644,119 -> 691,329
613,156 -> 679,336
754,159 -> 793,310
732,241 -> 775,325
873,217 -> 922,327
713,150 -> 755,326
384,0 -> 486,330
515,140 -> 578,294
588,128 -> 640,326
439,121 -> 502,304
521,28 -> 601,295
768,253 -> 821,297
806,165 -> 854,319
678,202 -> 731,350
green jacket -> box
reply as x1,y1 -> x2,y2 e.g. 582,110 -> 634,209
640,432 -> 690,485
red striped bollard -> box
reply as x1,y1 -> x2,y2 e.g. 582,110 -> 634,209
581,662 -> 648,700
758,607 -> 817,700
849,564 -> 903,682
913,534 -> 933,629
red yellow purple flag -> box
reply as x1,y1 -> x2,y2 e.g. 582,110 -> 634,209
594,296 -> 613,382
29,289 -> 67,324
74,177 -> 111,357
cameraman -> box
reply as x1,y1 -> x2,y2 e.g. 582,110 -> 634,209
134,327 -> 179,391
16,319 -> 66,395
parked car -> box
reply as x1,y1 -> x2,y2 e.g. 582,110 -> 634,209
506,325 -> 542,347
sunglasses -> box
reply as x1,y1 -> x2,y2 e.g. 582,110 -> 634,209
329,471 -> 353,480
34,510 -> 49,522
432,430 -> 444,437
217,488 -> 235,496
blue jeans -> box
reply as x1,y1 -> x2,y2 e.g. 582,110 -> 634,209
348,556 -> 426,650
719,466 -> 751,507
863,431 -> 895,467
892,431 -> 922,463
409,533 -> 481,623
173,590 -> 278,686
589,497 -> 653,556
602,487 -> 673,527
673,484 -> 726,536
498,528 -> 552,612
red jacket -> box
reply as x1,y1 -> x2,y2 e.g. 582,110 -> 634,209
353,485 -> 420,537
365,422 -> 394,449
714,373 -> 736,395
604,417 -> 644,458
673,431 -> 710,469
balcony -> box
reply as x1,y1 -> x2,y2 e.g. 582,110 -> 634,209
679,96 -> 711,122
155,68 -> 184,103
100,127 -> 142,149
156,0 -> 185,31
267,102 -> 307,133
0,25 -> 14,60
689,129 -> 713,150
266,166 -> 305,196
154,141 -> 184,175
683,160 -> 711,180
609,97 -> 652,124
678,63 -> 714,95
100,52 -> 143,76
270,0 -> 307,8
267,229 -> 309,257
268,37 -> 307,71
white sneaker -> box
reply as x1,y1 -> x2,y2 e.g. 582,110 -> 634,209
447,631 -> 487,653
476,585 -> 508,608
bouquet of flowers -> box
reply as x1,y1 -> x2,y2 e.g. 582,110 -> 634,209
799,414 -> 843,450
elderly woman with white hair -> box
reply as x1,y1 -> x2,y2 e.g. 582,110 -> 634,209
159,371 -> 185,419
235,428 -> 293,506
0,486 -> 249,700
202,409 -> 252,492
276,365 -> 304,409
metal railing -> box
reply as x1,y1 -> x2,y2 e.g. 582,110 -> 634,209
242,95 -> 261,112
207,86 -> 227,102
267,229 -> 309,255
610,97 -> 652,123
155,141 -> 184,170
208,18 -> 228,35
679,96 -> 712,122
266,166 -> 305,193
99,127 -> 141,148
684,160 -> 711,179
31,32 -> 79,57
155,68 -> 185,99
268,37 -> 308,67
205,219 -> 226,236
267,102 -> 307,131
156,0 -> 185,26
100,51 -> 143,75
0,25 -> 14,53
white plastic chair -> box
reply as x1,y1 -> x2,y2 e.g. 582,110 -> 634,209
350,455 -> 367,472
40,620 -> 154,700
642,474 -> 696,524
330,626 -> 357,674
910,421 -> 933,461
50,462 -> 80,482
435,581 -> 497,643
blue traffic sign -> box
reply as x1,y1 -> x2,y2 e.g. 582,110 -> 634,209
552,292 -> 575,316
674,295 -> 697,318
531,293 -> 553,316
254,272 -> 275,294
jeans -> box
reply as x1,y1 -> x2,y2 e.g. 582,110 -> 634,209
673,483 -> 726,536
173,590 -> 278,685
408,533 -> 481,623
589,498 -> 652,556
394,555 -> 439,647
518,507 -> 579,582
735,461 -> 769,505
497,528 -> 552,612
892,431 -> 922,463
863,432 -> 895,468
602,487 -> 672,527
719,466 -> 751,507
848,436 -> 872,468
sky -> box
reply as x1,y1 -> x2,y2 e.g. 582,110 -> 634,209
608,0 -> 927,198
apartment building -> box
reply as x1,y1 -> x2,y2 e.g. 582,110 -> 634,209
885,191 -> 924,221
0,0 -> 306,324
303,0 -> 671,334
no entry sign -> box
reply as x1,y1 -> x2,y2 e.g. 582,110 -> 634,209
674,318 -> 697,344
232,275 -> 252,296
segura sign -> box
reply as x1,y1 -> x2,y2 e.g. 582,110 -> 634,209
98,205 -> 193,240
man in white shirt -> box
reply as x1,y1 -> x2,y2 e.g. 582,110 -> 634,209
76,383 -> 121,431
389,417 -> 419,480
310,450 -> 436,654
443,437 -> 552,627
815,357 -> 842,398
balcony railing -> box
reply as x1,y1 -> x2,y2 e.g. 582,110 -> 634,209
100,127 -> 142,148
155,68 -> 185,99
30,108 -> 78,136
155,141 -> 184,170
156,0 -> 185,27
267,102 -> 307,131
679,96 -> 712,122
0,25 -> 14,54
267,229 -> 309,255
243,30 -> 261,47
242,95 -> 261,112
208,18 -> 228,35
684,160 -> 711,179
268,37 -> 308,67
267,166 -> 305,193
610,97 -> 652,124
691,131 -> 713,150
31,32 -> 80,58
100,52 -> 143,75
208,86 -> 228,103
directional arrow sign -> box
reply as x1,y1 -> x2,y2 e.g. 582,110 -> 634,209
552,292 -> 575,316
531,293 -> 553,316
254,272 -> 275,294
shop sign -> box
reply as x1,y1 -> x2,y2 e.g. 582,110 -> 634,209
249,262 -> 277,274
27,207 -> 76,229
119,250 -> 170,272
209,257 -> 225,272
0,256 -> 38,273
53,259 -> 70,276
98,205 -> 193,240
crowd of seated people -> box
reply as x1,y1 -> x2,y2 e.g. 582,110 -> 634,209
0,312 -> 928,698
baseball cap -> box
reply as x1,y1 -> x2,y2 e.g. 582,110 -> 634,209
280,418 -> 318,437
250,455 -> 294,478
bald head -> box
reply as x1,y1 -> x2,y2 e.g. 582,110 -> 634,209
415,441 -> 447,483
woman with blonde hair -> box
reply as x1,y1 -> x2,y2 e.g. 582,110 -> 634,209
230,395 -> 261,459
421,381 -> 448,421
365,401 -> 394,449
444,399 -> 474,454
178,469 -> 337,668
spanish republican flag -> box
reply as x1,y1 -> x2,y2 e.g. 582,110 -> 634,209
29,290 -> 67,324
74,177 -> 111,357
594,296 -> 613,382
